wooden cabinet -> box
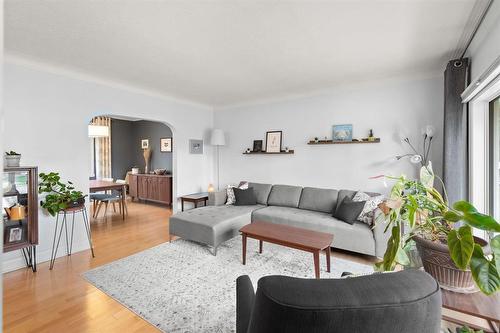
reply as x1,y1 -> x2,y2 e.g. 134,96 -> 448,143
129,174 -> 172,205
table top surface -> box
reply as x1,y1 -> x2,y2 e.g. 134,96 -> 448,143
89,180 -> 126,191
181,192 -> 209,200
441,288 -> 500,322
240,221 -> 333,250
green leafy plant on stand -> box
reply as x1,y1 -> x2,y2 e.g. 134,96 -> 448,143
375,175 -> 500,295
38,172 -> 86,216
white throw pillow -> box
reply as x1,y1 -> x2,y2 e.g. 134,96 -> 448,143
226,181 -> 249,205
352,191 -> 384,226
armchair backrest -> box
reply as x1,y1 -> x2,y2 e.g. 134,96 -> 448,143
237,270 -> 441,333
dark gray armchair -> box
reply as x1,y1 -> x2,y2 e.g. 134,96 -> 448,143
236,270 -> 441,333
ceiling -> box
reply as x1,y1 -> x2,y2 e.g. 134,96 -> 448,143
5,0 -> 476,107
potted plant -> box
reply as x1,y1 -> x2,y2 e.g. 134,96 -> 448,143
376,175 -> 500,295
4,151 -> 21,167
38,172 -> 86,216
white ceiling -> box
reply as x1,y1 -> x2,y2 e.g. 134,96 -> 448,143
5,0 -> 476,107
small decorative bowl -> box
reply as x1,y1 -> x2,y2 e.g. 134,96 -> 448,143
154,169 -> 167,175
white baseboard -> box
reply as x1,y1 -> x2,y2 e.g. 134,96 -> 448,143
2,241 -> 90,273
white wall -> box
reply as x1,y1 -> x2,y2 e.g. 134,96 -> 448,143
466,0 -> 500,81
3,60 -> 214,272
214,76 -> 444,194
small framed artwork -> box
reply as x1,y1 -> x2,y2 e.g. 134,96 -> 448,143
332,124 -> 353,142
265,131 -> 282,153
6,225 -> 23,243
253,140 -> 263,152
189,139 -> 204,154
160,138 -> 172,152
141,139 -> 149,149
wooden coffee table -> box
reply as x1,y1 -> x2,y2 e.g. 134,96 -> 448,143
239,221 -> 334,279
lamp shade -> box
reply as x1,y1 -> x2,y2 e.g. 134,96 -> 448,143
88,124 -> 109,137
210,129 -> 226,146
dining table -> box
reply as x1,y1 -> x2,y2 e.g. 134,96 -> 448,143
89,180 -> 128,220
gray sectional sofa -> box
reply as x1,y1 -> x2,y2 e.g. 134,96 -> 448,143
169,182 -> 389,257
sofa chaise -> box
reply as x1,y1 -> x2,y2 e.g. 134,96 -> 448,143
169,182 -> 390,257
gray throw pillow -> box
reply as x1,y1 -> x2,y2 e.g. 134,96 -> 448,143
333,197 -> 366,224
234,187 -> 257,206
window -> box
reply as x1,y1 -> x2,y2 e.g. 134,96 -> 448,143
490,96 -> 500,221
90,138 -> 96,180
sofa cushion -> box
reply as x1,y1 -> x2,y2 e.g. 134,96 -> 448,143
333,197 -> 366,224
298,187 -> 338,213
336,189 -> 381,213
267,185 -> 303,208
248,182 -> 273,205
251,206 -> 376,255
234,187 -> 257,206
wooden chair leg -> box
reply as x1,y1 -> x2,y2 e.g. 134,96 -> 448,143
103,202 -> 109,217
95,201 -> 103,218
119,201 -> 122,215
112,202 -> 117,213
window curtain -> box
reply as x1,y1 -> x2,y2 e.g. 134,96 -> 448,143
443,58 -> 470,204
91,116 -> 112,179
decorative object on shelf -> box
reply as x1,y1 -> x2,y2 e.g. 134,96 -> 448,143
285,147 -> 290,153
245,148 -> 251,154
252,140 -> 263,152
314,137 -> 319,143
141,139 -> 149,149
368,129 -> 375,142
265,131 -> 282,153
208,184 -> 215,193
160,137 -> 172,152
131,167 -> 139,174
332,124 -> 353,142
189,139 -> 204,154
211,129 -> 226,190
153,168 -> 167,175
4,151 -> 21,167
4,166 -> 38,272
38,172 -> 86,216
397,125 -> 436,187
374,174 -> 500,295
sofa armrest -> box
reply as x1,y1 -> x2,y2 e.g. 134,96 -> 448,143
236,275 -> 255,333
372,208 -> 391,258
208,190 -> 227,206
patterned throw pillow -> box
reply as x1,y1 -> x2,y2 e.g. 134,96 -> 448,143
226,181 -> 249,205
352,191 -> 384,226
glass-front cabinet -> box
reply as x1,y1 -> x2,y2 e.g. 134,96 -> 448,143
3,166 -> 38,271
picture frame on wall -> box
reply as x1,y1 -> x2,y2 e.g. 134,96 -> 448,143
141,139 -> 149,149
160,137 -> 172,152
253,140 -> 263,152
332,124 -> 353,142
189,139 -> 204,154
265,131 -> 282,153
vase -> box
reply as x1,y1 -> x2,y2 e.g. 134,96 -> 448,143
420,161 -> 434,188
4,155 -> 21,167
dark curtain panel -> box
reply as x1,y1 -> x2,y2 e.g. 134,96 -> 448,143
443,58 -> 470,204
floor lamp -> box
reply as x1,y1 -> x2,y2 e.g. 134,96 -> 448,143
211,129 -> 226,190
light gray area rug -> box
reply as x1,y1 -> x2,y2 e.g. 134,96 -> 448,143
83,237 -> 373,333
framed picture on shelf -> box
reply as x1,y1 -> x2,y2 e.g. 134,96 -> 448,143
160,138 -> 172,152
253,140 -> 263,152
189,139 -> 204,154
265,131 -> 282,153
141,139 -> 149,149
332,124 -> 353,142
5,224 -> 24,244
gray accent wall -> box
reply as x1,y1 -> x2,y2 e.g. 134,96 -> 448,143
111,118 -> 173,179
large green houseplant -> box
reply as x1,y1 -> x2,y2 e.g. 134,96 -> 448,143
38,172 -> 86,216
376,175 -> 500,295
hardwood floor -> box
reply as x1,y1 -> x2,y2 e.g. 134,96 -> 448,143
3,201 -> 375,333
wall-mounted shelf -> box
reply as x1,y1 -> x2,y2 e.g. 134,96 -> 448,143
307,138 -> 380,145
243,150 -> 294,155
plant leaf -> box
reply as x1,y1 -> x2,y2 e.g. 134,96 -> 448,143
448,225 -> 474,269
453,201 -> 477,213
380,225 -> 401,271
491,234 -> 500,273
453,201 -> 500,232
443,211 -> 461,222
469,244 -> 500,295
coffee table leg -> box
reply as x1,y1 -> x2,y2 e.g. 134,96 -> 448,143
259,240 -> 263,254
313,251 -> 320,279
242,234 -> 247,265
326,247 -> 331,273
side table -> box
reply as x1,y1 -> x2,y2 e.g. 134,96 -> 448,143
180,192 -> 209,211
